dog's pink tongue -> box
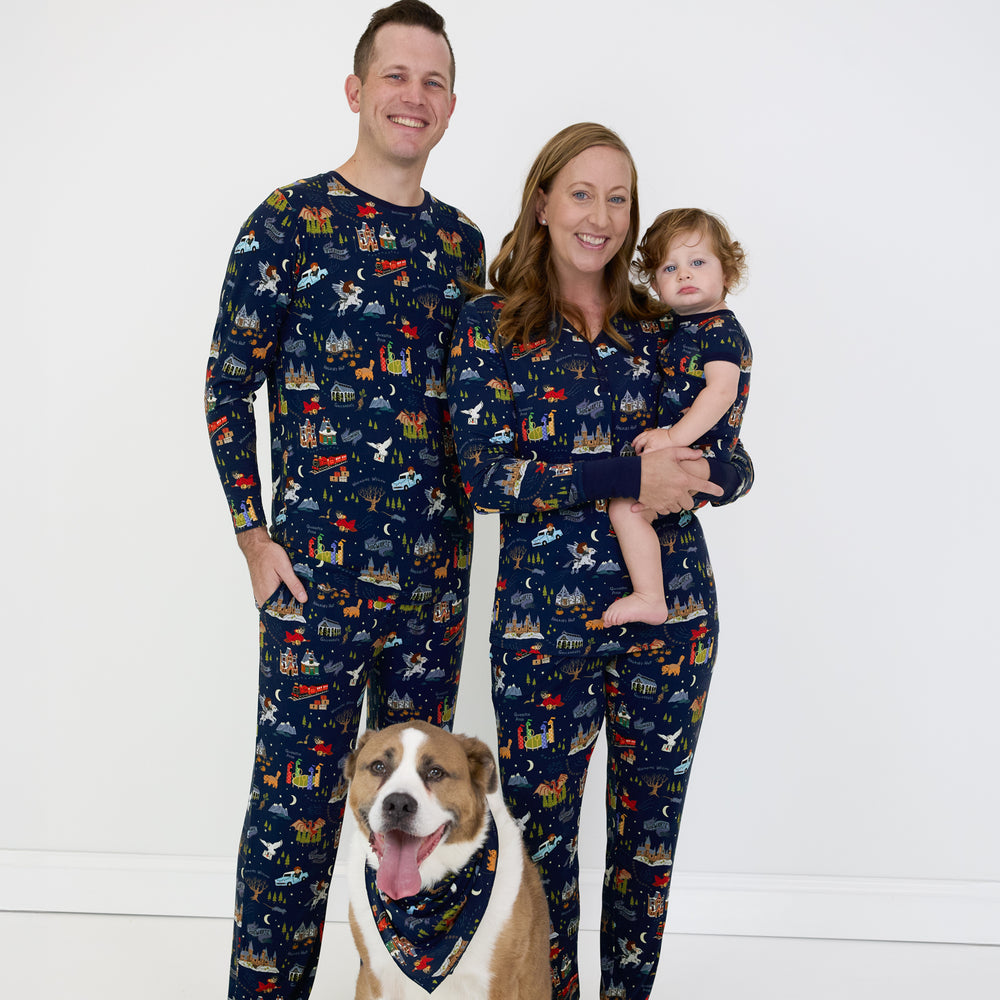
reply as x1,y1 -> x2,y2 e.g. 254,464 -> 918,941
377,830 -> 423,899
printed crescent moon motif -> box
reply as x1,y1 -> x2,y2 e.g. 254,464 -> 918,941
274,689 -> 282,701
383,523 -> 391,535
290,795 -> 297,806
426,640 -> 434,652
389,384 -> 396,396
296,322 -> 303,335
691,674 -> 697,686
587,684 -> 595,695
527,759 -> 535,771
282,259 -> 290,271
297,464 -> 304,478
640,931 -> 648,944
662,805 -> 671,818
682,558 -> 689,569
525,577 -> 533,590
593,385 -> 601,396
357,267 -> 365,281
682,381 -> 690,392
263,914 -> 270,925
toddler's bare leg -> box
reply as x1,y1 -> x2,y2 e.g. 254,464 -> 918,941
603,497 -> 669,626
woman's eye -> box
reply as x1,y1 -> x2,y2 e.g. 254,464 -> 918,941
572,191 -> 589,200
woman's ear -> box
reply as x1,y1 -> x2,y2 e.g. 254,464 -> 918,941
535,188 -> 549,226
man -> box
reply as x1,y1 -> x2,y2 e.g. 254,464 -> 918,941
203,4 -> 483,997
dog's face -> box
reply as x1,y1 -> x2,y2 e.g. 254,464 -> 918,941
344,721 -> 498,899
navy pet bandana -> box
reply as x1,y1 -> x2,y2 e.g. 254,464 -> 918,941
365,815 -> 499,989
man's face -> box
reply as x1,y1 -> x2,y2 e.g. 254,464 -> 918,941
346,24 -> 456,171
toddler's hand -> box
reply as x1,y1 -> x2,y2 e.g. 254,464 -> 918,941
632,426 -> 675,454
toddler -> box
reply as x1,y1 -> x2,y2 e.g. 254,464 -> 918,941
604,208 -> 752,625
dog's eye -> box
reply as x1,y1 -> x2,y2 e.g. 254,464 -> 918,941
370,760 -> 387,775
425,766 -> 445,782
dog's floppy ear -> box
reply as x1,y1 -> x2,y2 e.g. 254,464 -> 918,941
460,735 -> 499,796
343,729 -> 373,781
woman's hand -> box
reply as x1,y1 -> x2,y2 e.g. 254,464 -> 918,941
636,448 -> 722,514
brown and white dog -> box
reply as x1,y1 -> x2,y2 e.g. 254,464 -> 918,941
344,720 -> 551,999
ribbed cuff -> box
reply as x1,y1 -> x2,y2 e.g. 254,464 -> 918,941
700,458 -> 739,503
579,456 -> 641,502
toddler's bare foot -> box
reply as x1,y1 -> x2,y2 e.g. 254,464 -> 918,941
603,593 -> 669,626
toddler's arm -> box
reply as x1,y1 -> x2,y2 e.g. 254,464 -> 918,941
645,360 -> 740,450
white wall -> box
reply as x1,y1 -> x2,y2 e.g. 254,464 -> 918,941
3,0 -> 999,945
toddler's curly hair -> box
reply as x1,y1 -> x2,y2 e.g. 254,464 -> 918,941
635,208 -> 747,295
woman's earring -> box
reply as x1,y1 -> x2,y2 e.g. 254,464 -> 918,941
541,219 -> 548,226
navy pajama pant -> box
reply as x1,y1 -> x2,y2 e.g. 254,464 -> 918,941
228,580 -> 466,1000
491,609 -> 717,1000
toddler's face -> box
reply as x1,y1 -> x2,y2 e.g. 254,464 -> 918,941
653,231 -> 728,315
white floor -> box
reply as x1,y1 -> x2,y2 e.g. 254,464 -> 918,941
3,911 -> 999,999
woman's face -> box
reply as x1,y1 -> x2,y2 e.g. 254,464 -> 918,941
536,145 -> 632,292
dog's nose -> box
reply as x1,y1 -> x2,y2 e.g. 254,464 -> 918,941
382,792 -> 418,821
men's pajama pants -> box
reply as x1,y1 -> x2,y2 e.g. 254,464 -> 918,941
228,582 -> 466,1000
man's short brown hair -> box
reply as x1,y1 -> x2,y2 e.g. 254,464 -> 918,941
354,1 -> 455,89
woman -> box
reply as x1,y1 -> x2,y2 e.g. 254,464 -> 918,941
446,123 -> 752,1000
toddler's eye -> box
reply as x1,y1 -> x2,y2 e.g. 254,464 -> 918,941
662,264 -> 676,273
692,259 -> 705,267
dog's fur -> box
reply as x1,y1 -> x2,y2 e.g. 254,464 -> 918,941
344,720 -> 551,999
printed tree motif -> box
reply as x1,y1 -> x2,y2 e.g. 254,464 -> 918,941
507,543 -> 528,570
564,358 -> 589,380
358,485 -> 385,512
558,659 -> 588,683
333,706 -> 357,734
245,874 -> 269,902
417,291 -> 440,319
461,443 -> 485,466
641,773 -> 670,798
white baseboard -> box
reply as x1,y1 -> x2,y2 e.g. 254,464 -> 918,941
2,850 -> 998,945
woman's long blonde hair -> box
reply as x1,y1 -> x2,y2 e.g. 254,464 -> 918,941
480,122 -> 663,348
